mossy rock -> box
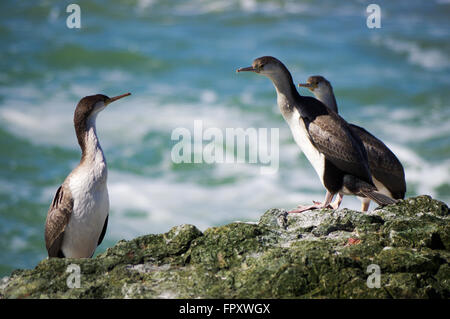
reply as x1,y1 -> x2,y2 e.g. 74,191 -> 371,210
1,195 -> 448,299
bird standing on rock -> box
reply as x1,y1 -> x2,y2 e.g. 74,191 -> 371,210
45,92 -> 131,258
237,56 -> 396,213
298,75 -> 405,211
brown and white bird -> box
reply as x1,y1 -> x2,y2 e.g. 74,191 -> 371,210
45,93 -> 130,258
298,75 -> 405,211
237,56 -> 396,213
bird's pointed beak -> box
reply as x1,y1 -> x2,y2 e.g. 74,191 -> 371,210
298,83 -> 314,91
236,66 -> 256,73
105,92 -> 131,105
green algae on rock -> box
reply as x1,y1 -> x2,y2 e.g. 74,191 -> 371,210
1,195 -> 448,299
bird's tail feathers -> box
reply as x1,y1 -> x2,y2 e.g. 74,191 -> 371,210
361,190 -> 397,206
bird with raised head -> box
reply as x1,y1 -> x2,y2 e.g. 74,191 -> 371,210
45,92 -> 130,258
298,75 -> 405,211
237,56 -> 396,213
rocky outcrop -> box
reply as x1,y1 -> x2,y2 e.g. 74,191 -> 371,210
1,195 -> 448,298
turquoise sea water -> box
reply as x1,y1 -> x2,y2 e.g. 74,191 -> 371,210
0,0 -> 449,277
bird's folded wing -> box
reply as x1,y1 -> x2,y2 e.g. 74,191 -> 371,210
304,114 -> 372,183
349,124 -> 406,196
45,184 -> 73,257
349,124 -> 405,176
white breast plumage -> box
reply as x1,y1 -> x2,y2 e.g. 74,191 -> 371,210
61,145 -> 109,258
286,108 -> 326,186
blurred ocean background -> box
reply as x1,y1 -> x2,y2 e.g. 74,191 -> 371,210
0,0 -> 449,276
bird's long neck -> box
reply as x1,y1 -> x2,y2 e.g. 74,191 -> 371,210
267,69 -> 302,118
315,88 -> 338,113
75,115 -> 105,166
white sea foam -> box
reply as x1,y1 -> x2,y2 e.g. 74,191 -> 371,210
371,36 -> 450,70
51,167 -> 322,240
0,85 -> 261,151
0,179 -> 34,200
10,236 -> 28,250
360,104 -> 450,143
137,0 -> 316,16
391,143 -> 450,197
380,122 -> 450,144
136,0 -> 156,10
104,165 -> 371,240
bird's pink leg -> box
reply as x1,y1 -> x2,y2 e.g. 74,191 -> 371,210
287,191 -> 335,213
313,192 -> 343,210
361,197 -> 371,212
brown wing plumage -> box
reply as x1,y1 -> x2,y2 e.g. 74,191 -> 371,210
303,108 -> 373,185
44,184 -> 73,257
349,124 -> 406,198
